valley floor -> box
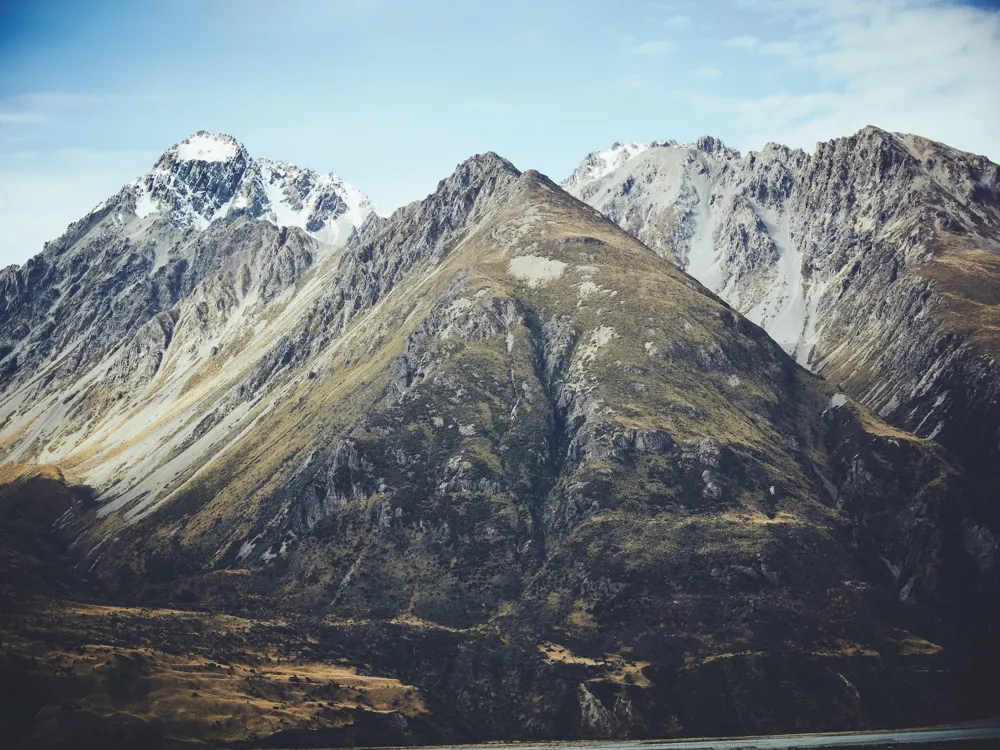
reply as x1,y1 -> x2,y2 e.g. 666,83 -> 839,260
2,594 -> 998,750
0,596 -> 443,749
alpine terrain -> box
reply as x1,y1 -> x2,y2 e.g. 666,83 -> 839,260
0,129 -> 997,749
564,127 -> 1000,491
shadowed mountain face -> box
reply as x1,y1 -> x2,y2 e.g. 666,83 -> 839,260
0,133 -> 998,747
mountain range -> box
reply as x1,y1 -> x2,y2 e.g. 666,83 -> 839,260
563,129 -> 1000,489
0,128 -> 997,749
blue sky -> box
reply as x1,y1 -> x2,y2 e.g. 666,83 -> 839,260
1,0 -> 999,266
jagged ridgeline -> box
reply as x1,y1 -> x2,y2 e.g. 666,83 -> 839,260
564,128 -> 1000,491
0,132 -> 998,746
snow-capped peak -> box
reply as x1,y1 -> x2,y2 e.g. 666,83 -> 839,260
561,137 -> 742,200
256,158 -> 375,244
172,131 -> 242,163
115,131 -> 373,243
562,142 -> 656,195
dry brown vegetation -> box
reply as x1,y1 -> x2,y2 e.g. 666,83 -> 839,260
1,598 -> 427,747
926,232 -> 1000,357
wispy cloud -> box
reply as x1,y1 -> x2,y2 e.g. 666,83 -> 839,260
0,113 -> 46,125
0,92 -> 160,129
760,40 -> 802,57
693,66 -> 723,79
664,14 -> 691,27
675,0 -> 1000,160
649,0 -> 692,10
724,35 -> 760,51
630,39 -> 676,55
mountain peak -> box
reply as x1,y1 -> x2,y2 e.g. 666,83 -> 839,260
428,152 -> 521,202
560,142 -> 655,193
117,131 -> 372,241
855,124 -> 892,140
168,131 -> 244,163
694,134 -> 739,158
454,151 -> 521,177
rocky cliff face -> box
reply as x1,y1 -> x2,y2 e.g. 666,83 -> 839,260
0,133 -> 998,746
563,127 -> 1000,491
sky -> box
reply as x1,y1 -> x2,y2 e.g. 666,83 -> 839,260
1,0 -> 999,267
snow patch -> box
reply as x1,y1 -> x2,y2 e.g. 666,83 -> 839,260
564,142 -> 656,191
174,133 -> 239,162
878,394 -> 901,418
927,421 -> 945,440
237,535 -> 261,560
134,184 -> 157,219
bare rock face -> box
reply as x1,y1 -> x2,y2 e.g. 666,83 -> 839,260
564,126 -> 1000,488
0,133 -> 998,745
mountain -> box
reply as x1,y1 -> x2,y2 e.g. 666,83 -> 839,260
562,127 -> 1000,492
125,131 -> 371,240
0,132 -> 373,510
0,134 -> 998,747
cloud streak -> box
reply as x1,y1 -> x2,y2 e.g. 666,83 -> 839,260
631,39 -> 676,55
685,0 -> 1000,159
724,35 -> 760,50
0,92 -> 160,131
693,66 -> 724,79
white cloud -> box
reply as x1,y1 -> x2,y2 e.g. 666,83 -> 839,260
0,113 -> 46,125
664,14 -> 691,27
724,35 -> 760,50
0,92 -> 160,128
760,40 -> 802,57
631,39 -> 676,55
693,66 -> 724,79
682,0 -> 1000,161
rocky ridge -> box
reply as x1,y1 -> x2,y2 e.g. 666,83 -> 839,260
563,127 -> 1000,487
